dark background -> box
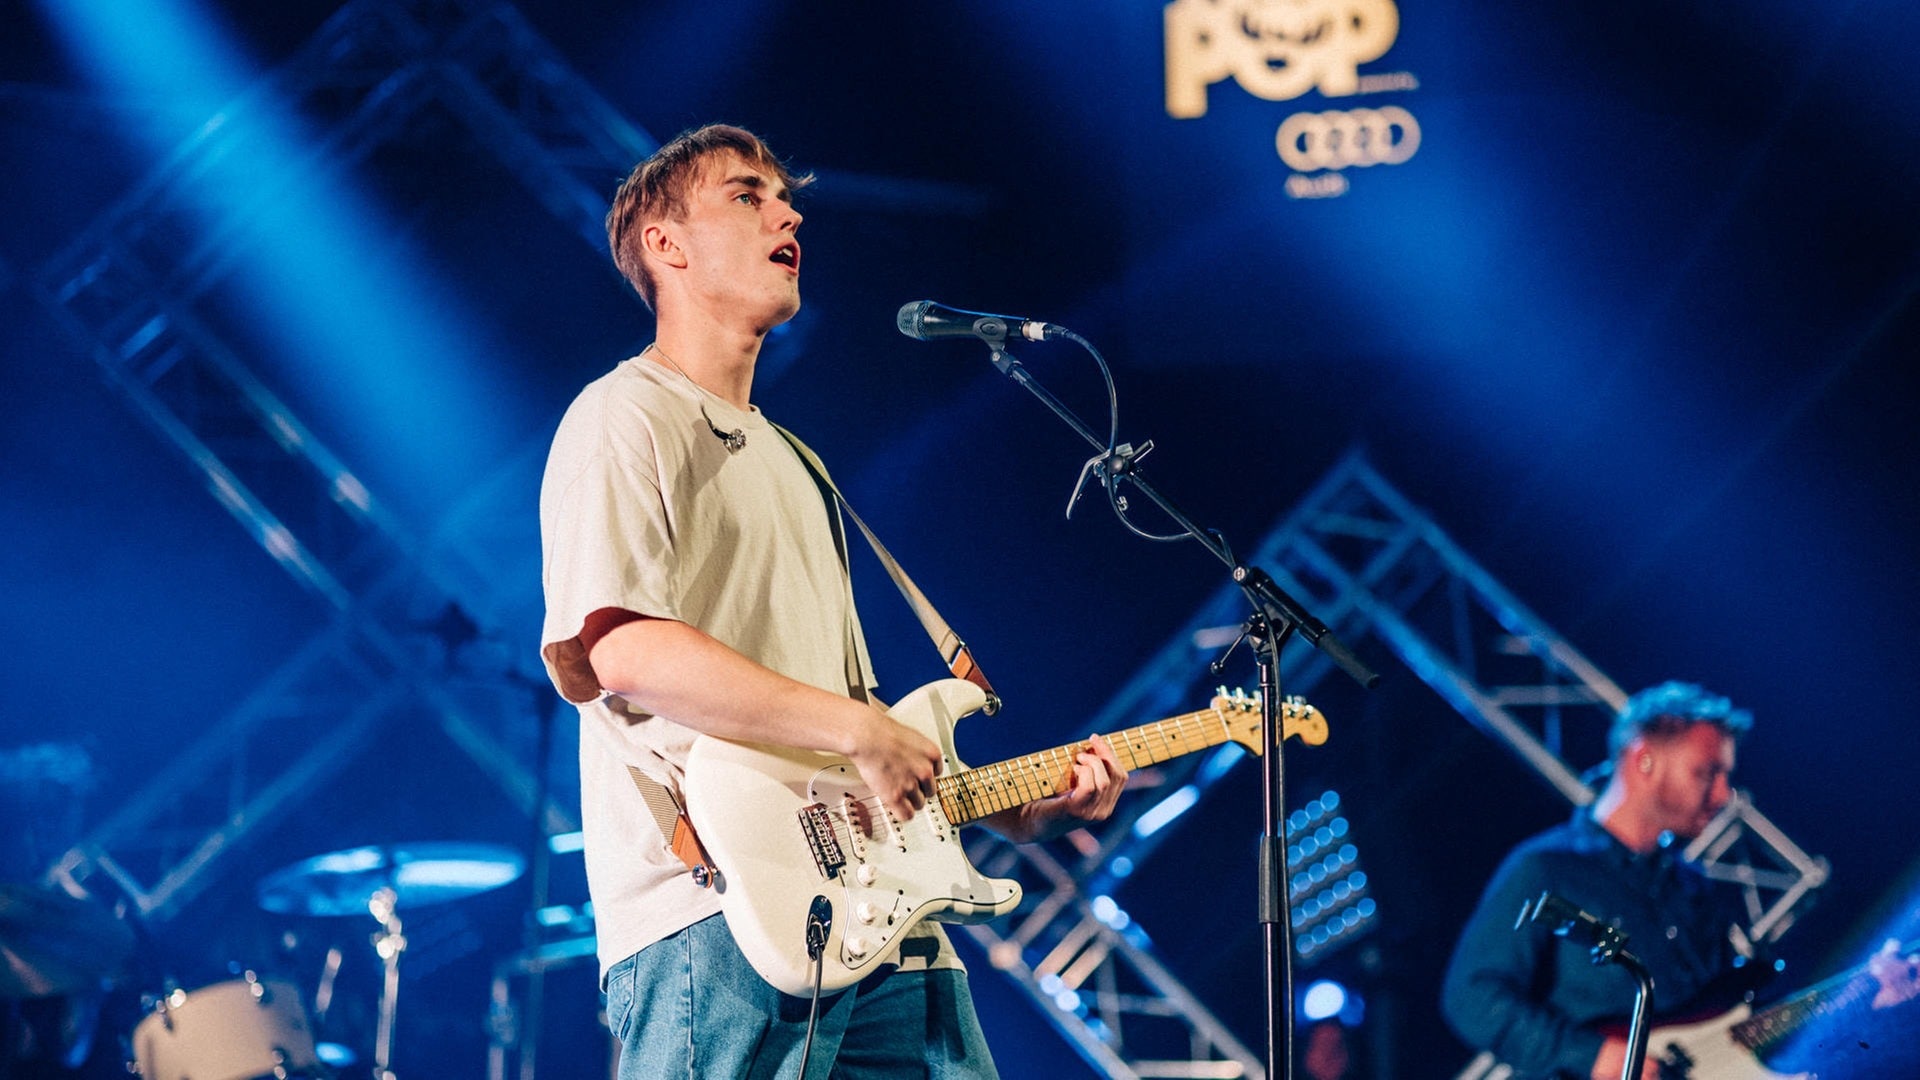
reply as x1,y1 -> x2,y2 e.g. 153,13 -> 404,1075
4,1 -> 1917,1077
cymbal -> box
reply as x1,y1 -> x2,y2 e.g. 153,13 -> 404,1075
256,842 -> 526,918
0,883 -> 135,999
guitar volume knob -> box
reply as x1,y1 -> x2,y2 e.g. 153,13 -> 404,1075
855,902 -> 880,924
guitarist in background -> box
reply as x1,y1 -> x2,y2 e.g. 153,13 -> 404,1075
538,124 -> 1126,1079
1441,682 -> 1919,1079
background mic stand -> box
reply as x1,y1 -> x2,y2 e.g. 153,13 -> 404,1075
1519,891 -> 1657,1080
976,337 -> 1379,1080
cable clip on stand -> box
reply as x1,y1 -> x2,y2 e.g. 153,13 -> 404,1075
1066,440 -> 1152,518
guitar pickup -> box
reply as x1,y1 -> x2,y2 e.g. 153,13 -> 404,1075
798,803 -> 847,879
840,795 -> 870,860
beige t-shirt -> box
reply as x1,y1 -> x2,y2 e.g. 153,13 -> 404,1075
539,355 -> 953,978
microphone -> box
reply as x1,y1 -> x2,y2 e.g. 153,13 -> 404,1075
896,300 -> 1063,344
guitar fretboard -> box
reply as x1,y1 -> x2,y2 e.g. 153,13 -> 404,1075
936,705 -> 1246,827
1730,937 -> 1918,1052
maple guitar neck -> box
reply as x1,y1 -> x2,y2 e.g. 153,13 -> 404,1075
935,693 -> 1327,828
1730,935 -> 1920,1054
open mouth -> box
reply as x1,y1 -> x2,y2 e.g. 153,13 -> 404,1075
769,242 -> 800,271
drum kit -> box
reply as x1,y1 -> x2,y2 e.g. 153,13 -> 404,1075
2,842 -> 524,1080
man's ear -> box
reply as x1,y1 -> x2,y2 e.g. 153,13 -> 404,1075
642,220 -> 689,270
1621,735 -> 1655,779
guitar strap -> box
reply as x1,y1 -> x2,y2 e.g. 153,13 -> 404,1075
627,764 -> 716,886
771,423 -> 1001,714
579,704 -> 720,884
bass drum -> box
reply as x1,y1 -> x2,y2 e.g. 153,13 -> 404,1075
132,975 -> 319,1080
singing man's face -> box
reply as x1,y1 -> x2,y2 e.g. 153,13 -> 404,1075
666,152 -> 804,332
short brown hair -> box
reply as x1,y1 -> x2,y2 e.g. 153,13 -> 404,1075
1609,681 -> 1752,759
605,124 -> 813,310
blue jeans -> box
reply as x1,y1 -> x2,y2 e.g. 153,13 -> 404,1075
604,913 -> 999,1079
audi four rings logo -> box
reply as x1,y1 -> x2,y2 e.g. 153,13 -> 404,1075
1277,106 -> 1420,172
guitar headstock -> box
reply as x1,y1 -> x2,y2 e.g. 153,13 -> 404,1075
1208,688 -> 1330,752
1281,695 -> 1329,746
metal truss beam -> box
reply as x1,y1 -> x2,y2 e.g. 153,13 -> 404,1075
29,0 -> 994,936
25,0 -> 664,919
984,448 -> 1828,1079
958,834 -> 1265,1080
1251,450 -> 1823,946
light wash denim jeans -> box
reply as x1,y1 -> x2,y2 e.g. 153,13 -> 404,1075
604,913 -> 999,1079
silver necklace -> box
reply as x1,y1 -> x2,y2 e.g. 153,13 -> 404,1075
647,343 -> 747,454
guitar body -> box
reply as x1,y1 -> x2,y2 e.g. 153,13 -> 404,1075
683,679 -> 1307,997
683,679 -> 1019,997
1647,1006 -> 1808,1080
1483,937 -> 1920,1079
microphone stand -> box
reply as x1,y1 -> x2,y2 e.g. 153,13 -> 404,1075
976,339 -> 1378,1080
1518,892 -> 1656,1080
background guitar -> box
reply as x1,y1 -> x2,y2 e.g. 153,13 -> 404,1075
1460,937 -> 1920,1080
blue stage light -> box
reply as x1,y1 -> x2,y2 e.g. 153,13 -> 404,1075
37,0 -> 520,518
1300,979 -> 1347,1022
1132,783 -> 1200,838
1287,791 -> 1378,962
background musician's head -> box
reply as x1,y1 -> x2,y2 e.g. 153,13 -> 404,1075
1599,681 -> 1752,849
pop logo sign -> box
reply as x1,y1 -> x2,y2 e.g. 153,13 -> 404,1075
1164,0 -> 1419,198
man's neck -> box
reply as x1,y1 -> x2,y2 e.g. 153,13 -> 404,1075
649,321 -> 762,410
1590,779 -> 1662,854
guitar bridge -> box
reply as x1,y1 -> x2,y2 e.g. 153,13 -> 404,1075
798,803 -> 847,879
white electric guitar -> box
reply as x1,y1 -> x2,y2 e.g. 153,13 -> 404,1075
682,678 -> 1326,996
1465,939 -> 1920,1079
1634,939 -> 1919,1079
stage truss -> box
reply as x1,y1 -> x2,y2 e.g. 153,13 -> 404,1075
27,2 -> 1826,1076
957,449 -> 1828,1079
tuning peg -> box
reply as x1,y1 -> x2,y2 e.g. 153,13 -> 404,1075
1212,686 -> 1271,711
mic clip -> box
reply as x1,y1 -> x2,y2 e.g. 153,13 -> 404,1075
1519,891 -> 1632,965
1066,440 -> 1153,520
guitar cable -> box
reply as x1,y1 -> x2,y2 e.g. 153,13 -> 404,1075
796,896 -> 833,1079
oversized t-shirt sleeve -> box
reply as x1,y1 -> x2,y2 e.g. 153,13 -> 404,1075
540,405 -> 684,703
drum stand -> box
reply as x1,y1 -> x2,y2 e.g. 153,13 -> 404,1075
255,841 -> 525,1080
368,886 -> 406,1080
